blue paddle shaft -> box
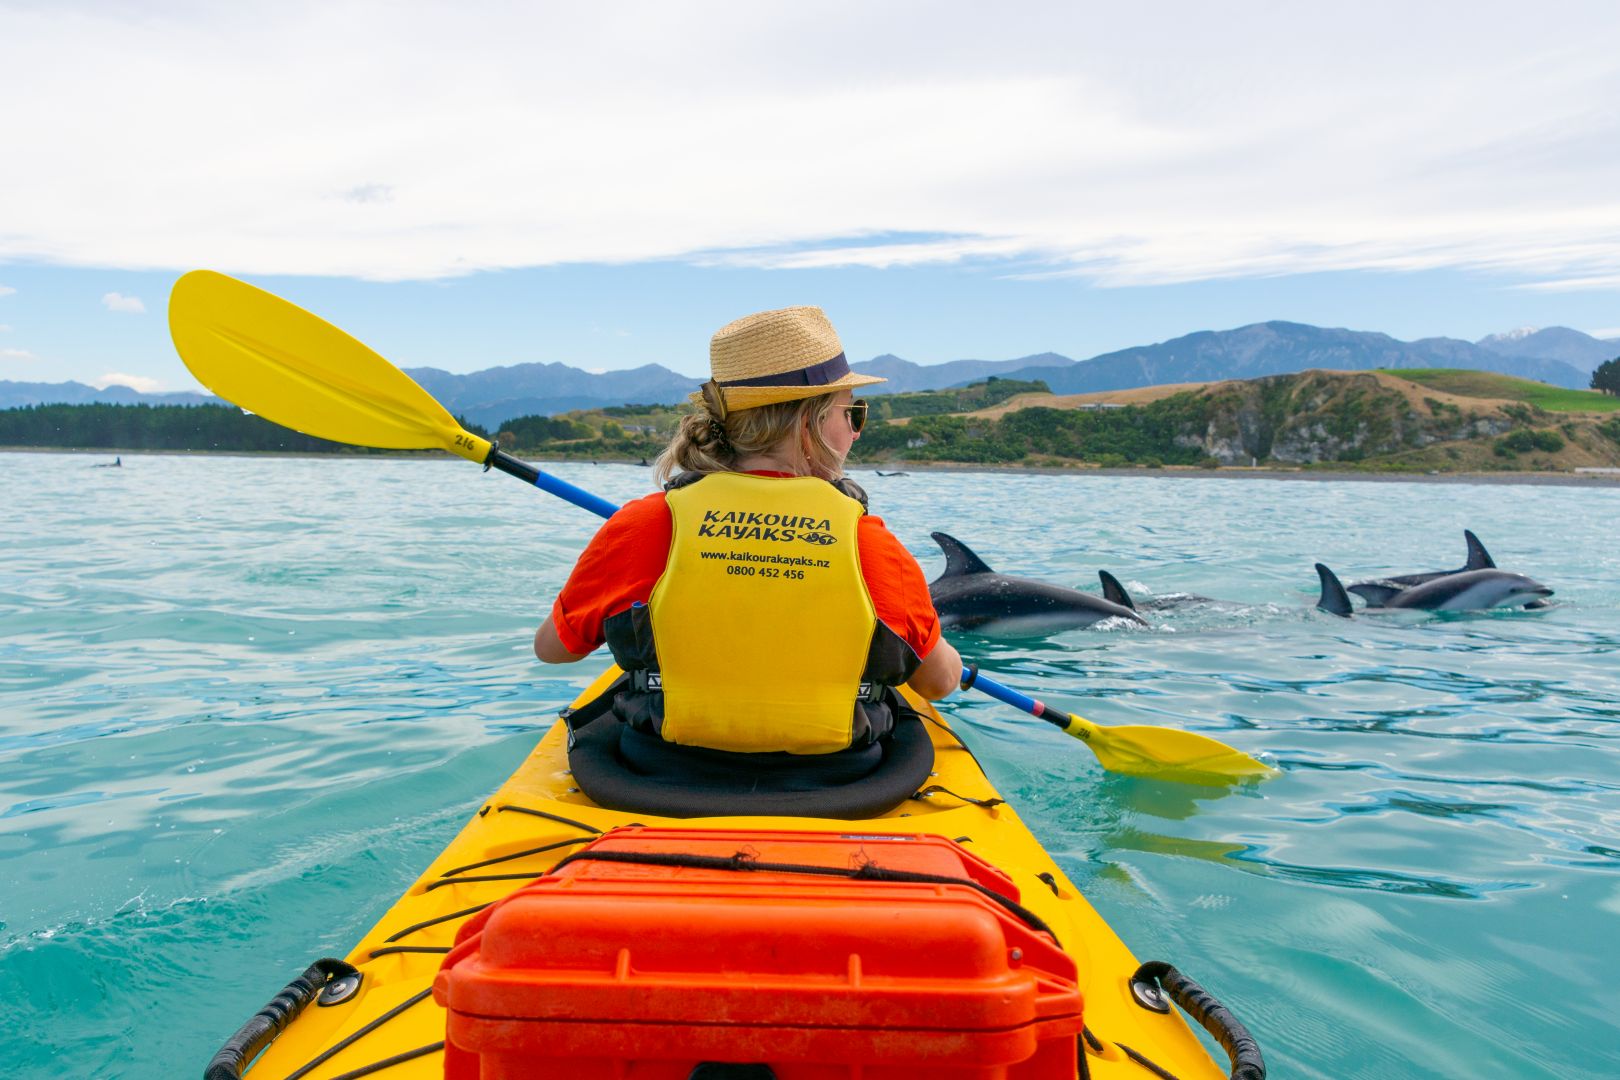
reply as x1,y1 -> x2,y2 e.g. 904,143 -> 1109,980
963,667 -> 1037,713
534,470 -> 619,520
962,667 -> 1068,728
487,450 -> 620,520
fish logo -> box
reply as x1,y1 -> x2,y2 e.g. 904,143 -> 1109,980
799,531 -> 837,546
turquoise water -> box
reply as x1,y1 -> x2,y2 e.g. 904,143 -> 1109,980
4,451 -> 1619,1079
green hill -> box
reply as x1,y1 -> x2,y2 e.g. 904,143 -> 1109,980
1380,369 -> 1620,413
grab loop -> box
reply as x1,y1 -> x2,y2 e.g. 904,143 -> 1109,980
1130,960 -> 1265,1080
204,957 -> 360,1080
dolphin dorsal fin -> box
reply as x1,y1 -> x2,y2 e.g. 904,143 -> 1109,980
1464,530 -> 1495,570
1315,563 -> 1354,617
1097,570 -> 1138,611
930,532 -> 994,577
1348,581 -> 1404,607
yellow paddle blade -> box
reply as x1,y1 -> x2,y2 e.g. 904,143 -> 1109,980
1061,713 -> 1277,784
168,270 -> 492,464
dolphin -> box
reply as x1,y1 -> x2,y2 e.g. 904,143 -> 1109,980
929,532 -> 1149,634
1316,563 -> 1552,617
1345,530 -> 1494,604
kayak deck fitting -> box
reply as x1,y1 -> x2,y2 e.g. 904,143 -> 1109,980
207,670 -> 1262,1080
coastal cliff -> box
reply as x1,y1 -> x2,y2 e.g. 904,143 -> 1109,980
850,369 -> 1620,471
1177,371 -> 1513,464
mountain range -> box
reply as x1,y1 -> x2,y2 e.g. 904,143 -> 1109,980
969,322 -> 1602,398
1476,326 -> 1620,370
0,380 -> 218,409
5,323 -> 1616,429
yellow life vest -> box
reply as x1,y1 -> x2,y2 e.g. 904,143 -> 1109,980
650,472 -> 875,754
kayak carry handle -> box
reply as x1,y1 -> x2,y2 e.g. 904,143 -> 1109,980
203,957 -> 360,1080
1131,961 -> 1266,1080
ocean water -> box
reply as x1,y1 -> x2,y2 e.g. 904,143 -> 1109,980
3,450 -> 1618,1079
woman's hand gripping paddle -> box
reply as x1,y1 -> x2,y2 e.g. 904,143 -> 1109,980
168,270 -> 618,519
167,270 -> 1275,785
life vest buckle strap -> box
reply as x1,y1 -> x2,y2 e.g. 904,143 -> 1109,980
561,671 -> 633,741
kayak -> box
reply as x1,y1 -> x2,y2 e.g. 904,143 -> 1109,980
167,272 -> 1272,1080
168,271 -> 1269,1079
205,667 -> 1264,1080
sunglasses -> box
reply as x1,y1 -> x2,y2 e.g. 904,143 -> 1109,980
841,400 -> 869,434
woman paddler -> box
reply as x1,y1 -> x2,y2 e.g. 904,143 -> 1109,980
535,305 -> 961,759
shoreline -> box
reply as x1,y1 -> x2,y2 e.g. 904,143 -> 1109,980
13,445 -> 1620,487
849,461 -> 1620,487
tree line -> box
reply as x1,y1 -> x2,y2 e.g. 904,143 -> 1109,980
0,390 -> 1286,467
1593,358 -> 1620,396
872,378 -> 1050,419
849,393 -> 1216,467
0,402 -> 489,453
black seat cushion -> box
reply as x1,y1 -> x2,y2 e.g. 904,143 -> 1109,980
567,704 -> 936,820
616,726 -> 885,790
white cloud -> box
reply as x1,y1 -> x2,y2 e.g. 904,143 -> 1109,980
0,324 -> 11,332
1513,275 -> 1620,292
341,183 -> 394,205
1,4 -> 1619,289
92,372 -> 162,392
101,292 -> 146,313
0,285 -> 16,297
1589,327 -> 1620,339
1,347 -> 36,360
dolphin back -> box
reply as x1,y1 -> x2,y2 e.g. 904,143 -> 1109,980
1464,529 -> 1495,571
1350,528 -> 1499,593
930,532 -> 995,579
1315,563 -> 1354,617
1097,570 -> 1139,611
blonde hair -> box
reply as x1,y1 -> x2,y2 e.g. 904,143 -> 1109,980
656,393 -> 845,484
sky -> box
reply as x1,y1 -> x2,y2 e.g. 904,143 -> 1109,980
2,0 -> 1619,393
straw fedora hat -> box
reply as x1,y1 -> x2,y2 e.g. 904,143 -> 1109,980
693,306 -> 886,413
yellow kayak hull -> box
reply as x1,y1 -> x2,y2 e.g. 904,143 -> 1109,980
238,673 -> 1227,1079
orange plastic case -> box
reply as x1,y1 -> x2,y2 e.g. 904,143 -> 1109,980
434,827 -> 1083,1079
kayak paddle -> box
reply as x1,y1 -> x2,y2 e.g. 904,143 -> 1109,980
168,270 -> 1276,784
168,270 -> 618,519
961,667 -> 1275,783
